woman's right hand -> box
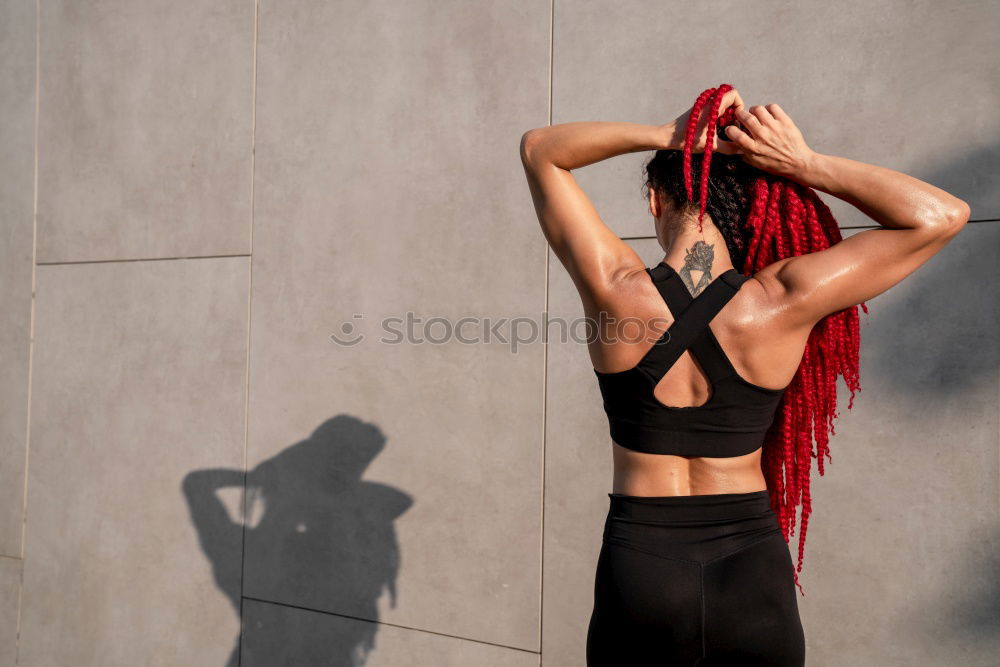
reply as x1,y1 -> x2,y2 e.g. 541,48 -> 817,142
721,104 -> 817,181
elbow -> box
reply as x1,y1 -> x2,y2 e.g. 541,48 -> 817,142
940,198 -> 971,236
948,198 -> 971,225
519,128 -> 544,167
519,130 -> 536,165
918,198 -> 971,239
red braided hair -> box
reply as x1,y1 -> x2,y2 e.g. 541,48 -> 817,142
682,85 -> 867,594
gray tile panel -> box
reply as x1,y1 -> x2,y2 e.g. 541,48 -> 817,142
18,258 -> 249,665
0,556 -> 21,667
35,1 -> 255,263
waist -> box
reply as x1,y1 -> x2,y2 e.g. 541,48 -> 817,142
612,440 -> 766,496
607,489 -> 773,523
602,490 -> 782,563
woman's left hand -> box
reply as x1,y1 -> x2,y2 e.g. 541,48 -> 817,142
664,87 -> 746,154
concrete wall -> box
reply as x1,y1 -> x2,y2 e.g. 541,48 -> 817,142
1,1 -> 996,665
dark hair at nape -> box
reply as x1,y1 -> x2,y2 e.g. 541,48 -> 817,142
643,149 -> 760,270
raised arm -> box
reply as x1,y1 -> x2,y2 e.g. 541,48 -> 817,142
724,104 -> 971,327
518,122 -> 662,302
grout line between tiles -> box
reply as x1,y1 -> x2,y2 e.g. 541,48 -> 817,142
36,253 -> 251,266
237,1 -> 260,664
240,596 -> 542,655
16,2 -> 42,664
538,0 -> 554,660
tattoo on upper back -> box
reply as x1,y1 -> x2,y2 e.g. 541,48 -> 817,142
679,241 -> 714,296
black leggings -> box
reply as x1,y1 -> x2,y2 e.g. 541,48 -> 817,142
586,490 -> 805,666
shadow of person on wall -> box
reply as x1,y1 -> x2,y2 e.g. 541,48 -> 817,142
182,414 -> 414,666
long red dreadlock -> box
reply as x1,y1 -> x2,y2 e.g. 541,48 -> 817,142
682,84 -> 867,594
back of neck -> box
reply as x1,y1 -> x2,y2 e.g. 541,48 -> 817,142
661,238 -> 734,297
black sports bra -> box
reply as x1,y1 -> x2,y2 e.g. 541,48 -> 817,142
593,261 -> 788,458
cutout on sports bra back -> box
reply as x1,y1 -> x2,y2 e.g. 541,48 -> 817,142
652,347 -> 714,409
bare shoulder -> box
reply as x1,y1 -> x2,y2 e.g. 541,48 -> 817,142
583,263 -> 671,373
715,263 -> 815,389
745,260 -> 787,299
743,258 -> 811,331
578,258 -> 656,319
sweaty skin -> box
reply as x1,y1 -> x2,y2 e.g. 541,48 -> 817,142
520,89 -> 970,496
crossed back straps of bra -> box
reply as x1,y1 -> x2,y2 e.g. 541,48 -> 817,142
624,262 -> 752,392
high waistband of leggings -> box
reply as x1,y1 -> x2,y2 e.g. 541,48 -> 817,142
607,490 -> 773,523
